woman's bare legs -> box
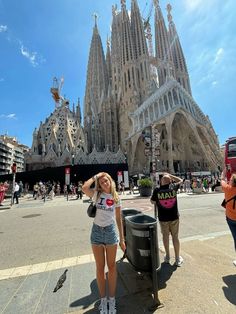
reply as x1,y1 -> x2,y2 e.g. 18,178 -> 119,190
106,244 -> 118,297
92,244 -> 106,297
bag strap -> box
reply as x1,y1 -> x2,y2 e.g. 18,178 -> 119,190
225,194 -> 236,209
92,190 -> 98,203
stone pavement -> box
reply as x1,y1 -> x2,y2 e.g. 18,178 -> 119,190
1,191 -> 236,313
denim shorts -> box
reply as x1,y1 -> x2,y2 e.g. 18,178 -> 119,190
90,223 -> 119,246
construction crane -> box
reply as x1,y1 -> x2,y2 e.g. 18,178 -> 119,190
50,76 -> 64,104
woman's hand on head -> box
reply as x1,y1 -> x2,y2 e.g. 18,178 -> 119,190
96,172 -> 107,179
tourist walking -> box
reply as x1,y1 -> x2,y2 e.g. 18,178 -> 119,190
13,182 -> 20,204
221,168 -> 236,266
77,181 -> 83,199
82,172 -> 126,314
151,173 -> 184,266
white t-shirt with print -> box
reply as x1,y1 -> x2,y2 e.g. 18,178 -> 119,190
94,192 -> 121,227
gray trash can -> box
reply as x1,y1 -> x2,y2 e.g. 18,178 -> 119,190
121,208 -> 143,239
125,214 -> 160,272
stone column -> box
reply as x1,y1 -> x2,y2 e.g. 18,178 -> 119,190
165,115 -> 175,173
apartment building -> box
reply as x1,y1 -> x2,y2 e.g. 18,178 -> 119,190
0,135 -> 29,175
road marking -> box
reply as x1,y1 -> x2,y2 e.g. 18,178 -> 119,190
0,231 -> 231,281
0,250 -> 124,281
180,230 -> 230,242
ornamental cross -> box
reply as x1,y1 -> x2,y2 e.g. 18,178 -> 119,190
92,12 -> 99,26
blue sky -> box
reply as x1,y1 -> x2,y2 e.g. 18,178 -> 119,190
0,0 -> 235,147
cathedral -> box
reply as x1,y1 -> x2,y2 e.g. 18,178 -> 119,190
83,0 -> 222,175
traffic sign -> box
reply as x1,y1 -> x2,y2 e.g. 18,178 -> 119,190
11,163 -> 17,173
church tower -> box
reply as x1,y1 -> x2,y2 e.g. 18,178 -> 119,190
130,0 -> 151,102
84,15 -> 108,152
167,4 -> 192,96
154,0 -> 175,86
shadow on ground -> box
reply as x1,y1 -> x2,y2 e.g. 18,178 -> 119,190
158,262 -> 177,290
70,278 -> 99,311
222,274 -> 236,306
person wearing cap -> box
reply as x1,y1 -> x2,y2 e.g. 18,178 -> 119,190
151,172 -> 184,266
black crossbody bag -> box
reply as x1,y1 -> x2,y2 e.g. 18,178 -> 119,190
87,191 -> 98,218
221,195 -> 236,209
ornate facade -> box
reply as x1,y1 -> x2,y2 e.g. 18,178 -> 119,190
84,0 -> 222,175
25,79 -> 125,171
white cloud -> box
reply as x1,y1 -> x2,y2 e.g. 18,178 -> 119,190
183,0 -> 205,12
20,44 -> 39,67
211,81 -> 218,86
0,113 -> 17,119
195,47 -> 226,85
214,48 -> 224,64
1,25 -> 45,67
0,24 -> 7,32
182,0 -> 216,14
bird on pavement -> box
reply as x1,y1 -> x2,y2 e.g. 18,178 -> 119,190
53,269 -> 68,292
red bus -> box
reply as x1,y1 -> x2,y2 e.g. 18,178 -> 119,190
225,137 -> 236,181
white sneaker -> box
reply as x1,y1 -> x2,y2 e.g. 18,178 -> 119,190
233,260 -> 236,267
99,298 -> 108,314
108,297 -> 117,314
175,256 -> 184,267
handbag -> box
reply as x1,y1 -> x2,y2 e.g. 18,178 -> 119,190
87,202 -> 97,217
221,199 -> 226,208
87,191 -> 98,218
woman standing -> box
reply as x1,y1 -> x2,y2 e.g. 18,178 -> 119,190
82,172 -> 126,314
0,181 -> 9,206
221,169 -> 236,266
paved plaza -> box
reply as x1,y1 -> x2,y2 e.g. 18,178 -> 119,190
0,191 -> 236,313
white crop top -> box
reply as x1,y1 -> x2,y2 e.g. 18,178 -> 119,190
93,192 -> 121,227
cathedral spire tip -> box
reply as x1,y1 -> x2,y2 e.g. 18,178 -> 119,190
153,0 -> 160,9
166,3 -> 173,23
121,0 -> 126,9
92,12 -> 99,27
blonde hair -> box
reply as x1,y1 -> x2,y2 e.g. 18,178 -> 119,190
96,173 -> 119,203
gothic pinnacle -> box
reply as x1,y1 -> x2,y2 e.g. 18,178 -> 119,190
167,4 -> 173,23
153,0 -> 160,9
121,0 -> 126,9
92,12 -> 98,27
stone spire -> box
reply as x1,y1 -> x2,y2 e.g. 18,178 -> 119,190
83,15 -> 108,152
76,97 -> 81,124
154,0 -> 175,86
106,36 -> 112,85
84,14 -> 108,116
130,0 -> 151,101
120,1 -> 135,66
167,4 -> 192,95
111,7 -> 122,99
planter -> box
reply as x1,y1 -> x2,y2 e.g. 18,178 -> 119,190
139,186 -> 152,197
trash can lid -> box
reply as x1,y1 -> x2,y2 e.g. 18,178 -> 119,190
122,208 -> 142,216
125,214 -> 156,226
